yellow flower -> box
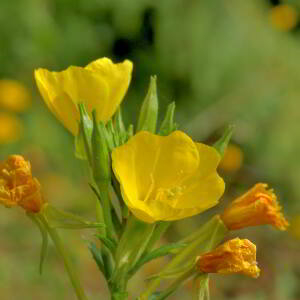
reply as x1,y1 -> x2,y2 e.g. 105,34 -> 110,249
34,57 -> 133,135
196,238 -> 260,278
0,155 -> 44,213
112,130 -> 225,223
221,183 -> 289,231
219,144 -> 243,172
0,112 -> 23,144
269,4 -> 298,32
0,79 -> 31,113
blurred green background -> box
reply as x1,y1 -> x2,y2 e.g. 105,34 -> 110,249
1,0 -> 300,299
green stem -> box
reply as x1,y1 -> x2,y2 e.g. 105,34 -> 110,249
98,184 -> 117,240
155,267 -> 197,300
141,215 -> 227,299
38,214 -> 88,300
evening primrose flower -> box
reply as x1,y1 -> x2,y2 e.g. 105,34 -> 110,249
0,155 -> 43,213
112,130 -> 225,223
0,79 -> 31,112
34,57 -> 133,135
196,238 -> 260,278
221,183 -> 289,231
0,112 -> 23,144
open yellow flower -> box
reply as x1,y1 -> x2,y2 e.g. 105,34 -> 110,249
34,57 -> 133,135
221,183 -> 289,231
112,131 -> 225,223
196,238 -> 260,278
0,155 -> 44,213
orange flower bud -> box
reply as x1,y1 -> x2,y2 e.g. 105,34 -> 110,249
196,238 -> 260,278
221,183 -> 289,231
0,155 -> 43,213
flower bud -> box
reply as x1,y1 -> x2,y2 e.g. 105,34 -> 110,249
75,103 -> 93,161
0,155 -> 43,213
137,76 -> 158,133
196,238 -> 260,278
221,183 -> 289,231
91,110 -> 111,189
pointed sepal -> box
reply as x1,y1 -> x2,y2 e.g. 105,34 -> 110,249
213,125 -> 234,159
159,102 -> 177,136
137,76 -> 158,133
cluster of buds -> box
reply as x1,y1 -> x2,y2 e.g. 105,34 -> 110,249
0,155 -> 43,213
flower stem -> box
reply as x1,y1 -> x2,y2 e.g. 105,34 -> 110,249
141,215 -> 227,299
38,214 -> 88,300
155,267 -> 196,300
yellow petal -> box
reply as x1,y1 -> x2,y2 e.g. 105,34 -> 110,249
86,58 -> 133,121
35,69 -> 79,134
174,143 -> 225,209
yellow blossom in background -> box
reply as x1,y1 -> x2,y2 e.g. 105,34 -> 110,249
0,155 -> 44,213
196,238 -> 260,278
34,57 -> 133,135
219,144 -> 244,172
0,79 -> 31,112
112,130 -> 225,223
0,112 -> 23,144
221,183 -> 289,231
269,4 -> 298,32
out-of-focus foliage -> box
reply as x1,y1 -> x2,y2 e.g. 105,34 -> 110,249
1,0 -> 300,299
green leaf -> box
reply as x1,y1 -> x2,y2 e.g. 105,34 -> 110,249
88,242 -> 105,276
95,234 -> 117,252
213,125 -> 235,158
27,213 -> 48,274
42,204 -> 105,230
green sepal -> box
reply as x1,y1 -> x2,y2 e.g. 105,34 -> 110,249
27,213 -> 48,274
129,242 -> 186,277
75,103 -> 93,162
137,75 -> 158,133
213,125 -> 235,159
88,242 -> 106,276
159,102 -> 177,136
127,124 -> 134,139
41,204 -> 105,230
95,234 -> 117,253
105,120 -> 116,152
91,110 -> 111,187
114,107 -> 127,145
